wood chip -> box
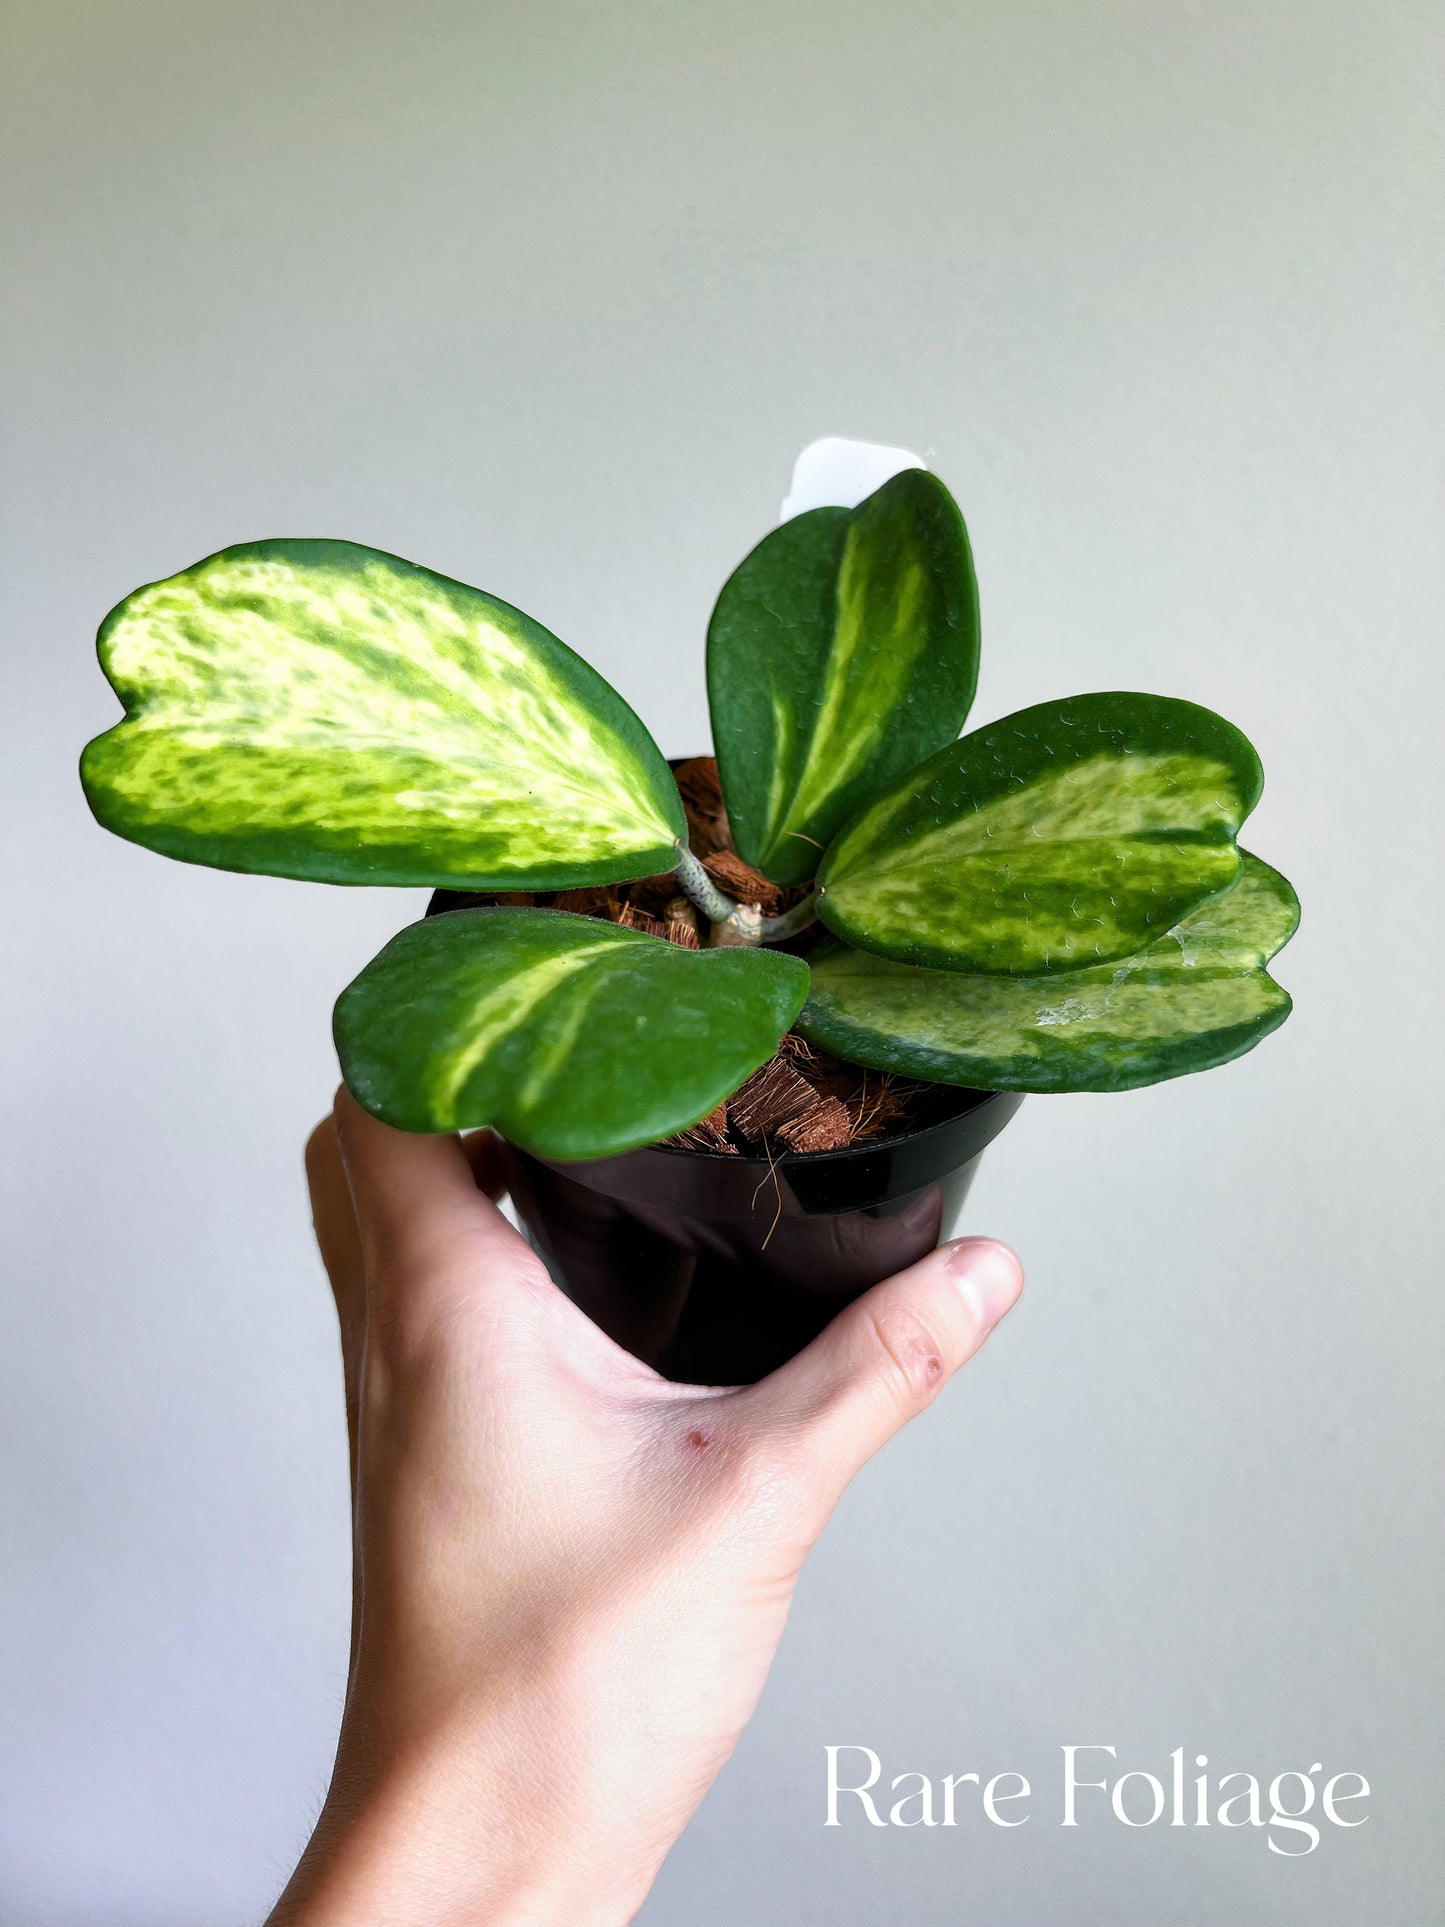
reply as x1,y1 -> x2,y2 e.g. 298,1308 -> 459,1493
726,1055 -> 853,1153
662,1035 -> 931,1156
847,1071 -> 929,1142
701,849 -> 787,913
780,1033 -> 929,1141
663,897 -> 701,948
673,756 -> 733,857
615,900 -> 670,940
671,1103 -> 736,1153
779,1096 -> 853,1154
552,886 -> 617,917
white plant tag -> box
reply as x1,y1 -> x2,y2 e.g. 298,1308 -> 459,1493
779,436 -> 928,521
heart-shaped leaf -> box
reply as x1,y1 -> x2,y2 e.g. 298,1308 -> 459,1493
82,540 -> 685,890
707,470 -> 978,887
334,908 -> 810,1157
816,692 -> 1263,974
798,853 -> 1297,1092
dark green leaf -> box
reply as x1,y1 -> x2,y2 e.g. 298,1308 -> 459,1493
816,691 -> 1263,974
707,470 -> 978,886
334,908 -> 810,1157
799,853 -> 1297,1092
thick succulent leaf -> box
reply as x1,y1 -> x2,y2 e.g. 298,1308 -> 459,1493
799,853 -> 1298,1093
707,470 -> 979,887
816,691 -> 1264,974
334,908 -> 810,1157
81,539 -> 685,889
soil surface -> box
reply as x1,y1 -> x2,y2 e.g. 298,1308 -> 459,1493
440,757 -> 936,1156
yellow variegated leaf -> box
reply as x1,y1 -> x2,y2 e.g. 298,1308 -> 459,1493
817,692 -> 1264,974
799,853 -> 1298,1092
707,470 -> 978,885
81,539 -> 685,889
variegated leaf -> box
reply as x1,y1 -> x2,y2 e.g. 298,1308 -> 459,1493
816,692 -> 1263,974
707,469 -> 978,886
799,853 -> 1297,1092
82,540 -> 685,889
334,908 -> 810,1157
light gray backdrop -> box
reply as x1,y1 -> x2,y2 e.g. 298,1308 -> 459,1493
2,2 -> 1441,1921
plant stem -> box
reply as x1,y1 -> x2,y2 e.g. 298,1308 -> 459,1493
757,895 -> 818,942
671,842 -> 740,926
672,841 -> 817,946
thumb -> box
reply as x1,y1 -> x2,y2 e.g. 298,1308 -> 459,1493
754,1237 -> 1023,1501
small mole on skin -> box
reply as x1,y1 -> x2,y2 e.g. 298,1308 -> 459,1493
686,1429 -> 708,1450
922,1354 -> 944,1381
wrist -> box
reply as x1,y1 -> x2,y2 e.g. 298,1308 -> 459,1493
268,1705 -> 657,1927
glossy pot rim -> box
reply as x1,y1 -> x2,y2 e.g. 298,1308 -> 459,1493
516,1088 -> 1024,1220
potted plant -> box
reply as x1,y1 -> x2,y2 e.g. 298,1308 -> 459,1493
81,453 -> 1296,1380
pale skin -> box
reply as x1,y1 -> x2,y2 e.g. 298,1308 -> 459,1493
269,1089 -> 1023,1926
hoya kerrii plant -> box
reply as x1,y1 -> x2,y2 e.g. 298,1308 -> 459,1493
81,459 -> 1297,1162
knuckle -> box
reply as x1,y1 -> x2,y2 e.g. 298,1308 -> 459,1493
861,1299 -> 954,1410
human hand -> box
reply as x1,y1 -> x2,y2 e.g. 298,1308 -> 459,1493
269,1090 -> 1022,1926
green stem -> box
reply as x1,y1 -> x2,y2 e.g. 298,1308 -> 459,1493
672,841 -> 818,946
758,895 -> 818,942
672,842 -> 739,925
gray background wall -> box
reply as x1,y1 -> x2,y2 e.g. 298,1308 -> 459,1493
2,2 -> 1441,1920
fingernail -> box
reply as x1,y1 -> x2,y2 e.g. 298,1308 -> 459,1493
944,1238 -> 1023,1339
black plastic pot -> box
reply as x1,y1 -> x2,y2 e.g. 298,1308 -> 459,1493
428,833 -> 1022,1383
502,1088 -> 1022,1384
